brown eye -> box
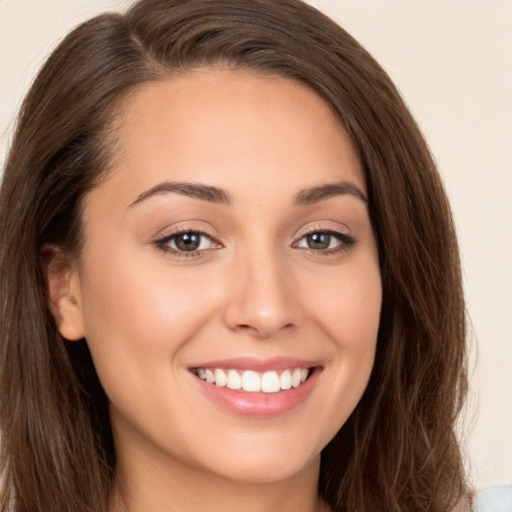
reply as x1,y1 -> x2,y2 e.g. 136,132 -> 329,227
174,233 -> 202,251
306,232 -> 331,250
298,232 -> 337,250
158,231 -> 215,253
294,230 -> 357,253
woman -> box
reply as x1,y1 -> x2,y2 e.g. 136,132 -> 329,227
0,0 -> 470,510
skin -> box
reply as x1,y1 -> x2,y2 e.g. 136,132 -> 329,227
47,69 -> 382,512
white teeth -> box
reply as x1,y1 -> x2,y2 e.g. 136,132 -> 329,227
242,370 -> 261,392
205,369 -> 215,383
194,367 -> 311,393
214,369 -> 227,387
261,371 -> 280,393
291,368 -> 302,388
227,369 -> 242,390
280,369 -> 292,390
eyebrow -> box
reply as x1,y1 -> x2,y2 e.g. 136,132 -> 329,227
129,179 -> 367,208
129,181 -> 232,207
293,181 -> 367,206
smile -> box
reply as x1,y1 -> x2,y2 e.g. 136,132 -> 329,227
190,359 -> 322,417
192,367 -> 310,393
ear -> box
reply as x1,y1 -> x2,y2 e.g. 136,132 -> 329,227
41,244 -> 85,341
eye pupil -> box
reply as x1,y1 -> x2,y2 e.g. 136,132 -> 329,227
176,233 -> 201,251
307,232 -> 330,249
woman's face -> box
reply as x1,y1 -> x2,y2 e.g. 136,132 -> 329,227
59,69 -> 381,484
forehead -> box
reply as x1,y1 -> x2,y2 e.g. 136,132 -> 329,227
102,68 -> 365,205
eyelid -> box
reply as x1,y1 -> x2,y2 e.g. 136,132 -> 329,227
293,222 -> 351,242
151,220 -> 222,242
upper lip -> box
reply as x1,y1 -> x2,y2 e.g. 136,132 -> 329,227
189,356 -> 321,372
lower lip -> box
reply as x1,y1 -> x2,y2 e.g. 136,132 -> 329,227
193,368 -> 321,417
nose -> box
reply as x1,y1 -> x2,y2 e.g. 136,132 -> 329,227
222,247 -> 302,339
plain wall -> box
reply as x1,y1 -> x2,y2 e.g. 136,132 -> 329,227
1,0 -> 511,491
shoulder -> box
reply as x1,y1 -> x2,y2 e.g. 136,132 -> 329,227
472,485 -> 512,512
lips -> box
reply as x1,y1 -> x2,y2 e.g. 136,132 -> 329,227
189,357 -> 321,417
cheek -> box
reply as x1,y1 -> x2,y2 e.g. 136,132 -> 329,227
77,245 -> 222,398
81,244 -> 217,333
306,255 -> 381,432
310,255 -> 382,352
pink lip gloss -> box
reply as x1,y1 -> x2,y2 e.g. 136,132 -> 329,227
189,357 -> 321,417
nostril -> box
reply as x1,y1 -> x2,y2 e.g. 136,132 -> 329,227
233,321 -> 297,339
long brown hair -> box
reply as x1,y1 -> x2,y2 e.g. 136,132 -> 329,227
0,1 -> 468,510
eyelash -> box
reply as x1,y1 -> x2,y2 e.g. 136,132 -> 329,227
154,227 -> 218,259
292,229 -> 357,255
154,227 -> 356,259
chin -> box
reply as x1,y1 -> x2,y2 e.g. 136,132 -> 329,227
185,429 -> 324,485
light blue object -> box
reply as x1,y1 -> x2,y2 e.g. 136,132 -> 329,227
473,485 -> 512,512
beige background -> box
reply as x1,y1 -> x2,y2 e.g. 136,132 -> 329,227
1,0 -> 511,490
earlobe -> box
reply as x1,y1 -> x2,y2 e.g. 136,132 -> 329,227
41,244 -> 85,341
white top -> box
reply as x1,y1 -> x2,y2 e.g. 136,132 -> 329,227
473,485 -> 512,512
